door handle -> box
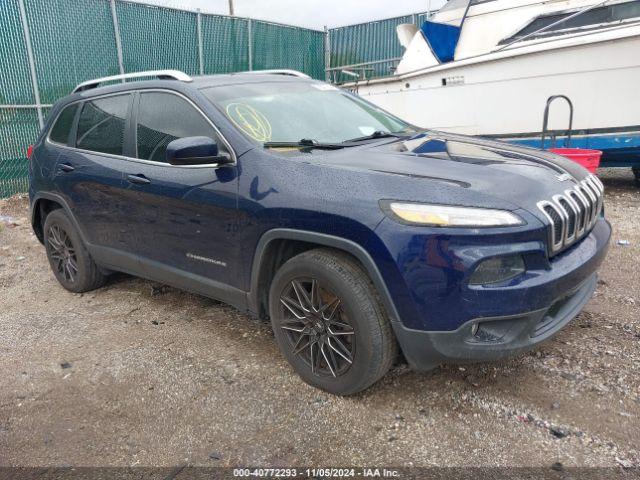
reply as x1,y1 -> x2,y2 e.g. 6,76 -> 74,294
59,163 -> 75,173
127,174 -> 151,185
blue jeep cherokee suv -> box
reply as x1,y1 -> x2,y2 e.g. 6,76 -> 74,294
29,70 -> 611,395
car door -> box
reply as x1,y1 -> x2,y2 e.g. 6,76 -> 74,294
118,90 -> 241,288
52,93 -> 131,251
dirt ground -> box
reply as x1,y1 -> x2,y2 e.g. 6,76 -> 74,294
0,168 -> 639,469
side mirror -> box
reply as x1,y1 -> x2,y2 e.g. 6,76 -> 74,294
166,136 -> 233,166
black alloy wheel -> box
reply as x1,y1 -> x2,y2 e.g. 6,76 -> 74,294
43,209 -> 106,293
269,249 -> 397,395
46,224 -> 79,284
278,277 -> 355,378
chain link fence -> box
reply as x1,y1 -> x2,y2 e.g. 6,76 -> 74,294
0,0 -> 430,197
0,0 -> 327,197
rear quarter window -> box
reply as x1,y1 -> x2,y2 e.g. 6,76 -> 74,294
49,104 -> 79,145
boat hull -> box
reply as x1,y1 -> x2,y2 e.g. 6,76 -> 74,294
357,30 -> 640,167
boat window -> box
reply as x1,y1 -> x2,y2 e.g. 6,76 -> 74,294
500,0 -> 640,44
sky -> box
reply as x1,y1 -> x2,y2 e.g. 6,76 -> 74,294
131,0 -> 447,29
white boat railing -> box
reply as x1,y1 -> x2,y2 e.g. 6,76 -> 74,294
326,58 -> 402,84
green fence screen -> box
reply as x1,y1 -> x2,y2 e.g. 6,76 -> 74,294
117,2 -> 200,75
0,0 -> 35,196
330,14 -> 415,67
327,13 -> 429,84
252,21 -> 325,80
25,0 -> 122,105
201,15 -> 250,74
0,0 -> 427,197
0,0 -> 34,106
0,0 -> 329,197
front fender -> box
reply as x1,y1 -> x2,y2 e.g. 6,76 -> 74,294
247,228 -> 402,324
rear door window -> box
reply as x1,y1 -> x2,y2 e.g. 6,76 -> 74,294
136,91 -> 219,163
76,94 -> 131,156
49,104 -> 79,145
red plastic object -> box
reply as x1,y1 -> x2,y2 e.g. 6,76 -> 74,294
26,145 -> 34,161
549,148 -> 602,174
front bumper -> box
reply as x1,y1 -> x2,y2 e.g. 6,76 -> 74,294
392,273 -> 597,371
375,216 -> 611,371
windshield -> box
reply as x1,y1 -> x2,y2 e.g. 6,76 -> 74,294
201,81 -> 413,146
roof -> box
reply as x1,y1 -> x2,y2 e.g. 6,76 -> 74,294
71,69 -> 312,96
190,72 -> 314,89
56,71 -> 315,108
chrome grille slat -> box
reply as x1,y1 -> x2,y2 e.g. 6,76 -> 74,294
586,176 -> 604,224
566,189 -> 587,236
580,179 -> 598,226
537,175 -> 603,256
591,175 -> 605,193
576,185 -> 594,225
559,195 -> 578,240
553,194 -> 575,243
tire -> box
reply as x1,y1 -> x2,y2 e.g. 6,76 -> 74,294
633,168 -> 640,188
268,248 -> 397,395
43,209 -> 106,293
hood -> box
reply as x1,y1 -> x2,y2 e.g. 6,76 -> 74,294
312,131 -> 591,214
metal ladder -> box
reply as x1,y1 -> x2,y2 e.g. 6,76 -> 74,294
541,95 -> 574,149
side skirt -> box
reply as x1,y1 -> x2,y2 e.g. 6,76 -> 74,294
89,245 -> 248,312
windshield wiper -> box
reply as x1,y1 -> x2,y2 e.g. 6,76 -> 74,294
264,132 -> 407,150
341,131 -> 403,144
264,138 -> 346,150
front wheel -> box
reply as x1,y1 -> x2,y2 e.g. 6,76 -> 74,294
269,249 -> 397,395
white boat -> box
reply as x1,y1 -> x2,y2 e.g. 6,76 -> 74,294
349,0 -> 640,171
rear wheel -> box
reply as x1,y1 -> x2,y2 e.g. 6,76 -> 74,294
269,249 -> 397,395
43,209 -> 106,293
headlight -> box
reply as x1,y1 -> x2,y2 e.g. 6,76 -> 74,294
469,256 -> 526,285
383,202 -> 524,228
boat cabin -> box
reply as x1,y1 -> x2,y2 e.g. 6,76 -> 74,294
397,0 -> 640,74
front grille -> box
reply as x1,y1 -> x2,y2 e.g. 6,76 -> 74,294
537,174 -> 604,255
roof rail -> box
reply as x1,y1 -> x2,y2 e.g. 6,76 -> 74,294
72,70 -> 192,94
240,69 -> 311,79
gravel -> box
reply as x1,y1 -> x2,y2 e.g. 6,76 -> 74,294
0,168 -> 639,468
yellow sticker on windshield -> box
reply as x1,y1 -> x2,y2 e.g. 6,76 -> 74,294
226,103 -> 272,142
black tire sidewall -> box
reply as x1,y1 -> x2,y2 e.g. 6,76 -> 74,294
269,253 -> 384,395
43,209 -> 94,292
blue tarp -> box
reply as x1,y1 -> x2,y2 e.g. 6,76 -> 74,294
420,21 -> 461,63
